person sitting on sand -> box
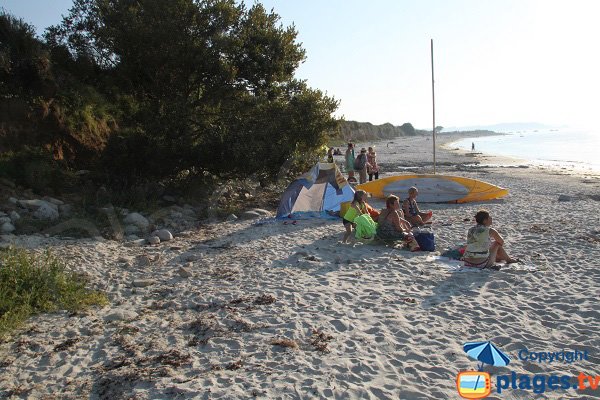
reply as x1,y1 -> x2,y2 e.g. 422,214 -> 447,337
462,209 -> 519,269
376,195 -> 419,251
341,190 -> 371,243
402,187 -> 432,226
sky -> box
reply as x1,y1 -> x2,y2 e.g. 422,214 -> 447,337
3,0 -> 600,130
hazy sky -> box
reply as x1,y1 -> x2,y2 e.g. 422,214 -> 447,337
3,0 -> 600,129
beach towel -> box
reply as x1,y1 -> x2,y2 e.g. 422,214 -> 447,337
425,255 -> 540,273
441,245 -> 466,260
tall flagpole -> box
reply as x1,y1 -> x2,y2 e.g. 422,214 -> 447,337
431,39 -> 436,174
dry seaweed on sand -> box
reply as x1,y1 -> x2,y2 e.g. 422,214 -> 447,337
270,338 -> 299,349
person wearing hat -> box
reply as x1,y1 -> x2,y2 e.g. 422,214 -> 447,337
354,147 -> 371,184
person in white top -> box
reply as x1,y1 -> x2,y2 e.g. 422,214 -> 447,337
462,209 -> 519,269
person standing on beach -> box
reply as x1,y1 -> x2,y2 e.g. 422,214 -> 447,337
367,146 -> 379,181
345,143 -> 356,181
471,142 -> 475,151
462,209 -> 519,269
354,148 -> 370,184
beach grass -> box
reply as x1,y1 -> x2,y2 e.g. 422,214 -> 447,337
0,247 -> 108,338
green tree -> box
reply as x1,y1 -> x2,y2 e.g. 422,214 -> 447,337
46,0 -> 339,183
0,13 -> 51,97
0,10 -> 118,186
400,122 -> 416,136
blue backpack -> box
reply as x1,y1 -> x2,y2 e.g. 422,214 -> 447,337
414,229 -> 435,251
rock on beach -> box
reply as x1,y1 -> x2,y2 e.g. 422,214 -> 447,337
152,229 -> 173,242
123,212 -> 150,232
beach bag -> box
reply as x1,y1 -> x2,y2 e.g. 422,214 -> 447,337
354,154 -> 367,171
354,213 -> 378,239
414,229 -> 435,251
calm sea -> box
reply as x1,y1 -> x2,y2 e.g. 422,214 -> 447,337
451,128 -> 600,173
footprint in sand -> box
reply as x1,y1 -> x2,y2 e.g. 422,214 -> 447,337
330,319 -> 348,332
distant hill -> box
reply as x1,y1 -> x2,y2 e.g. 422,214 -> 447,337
446,122 -> 552,132
335,120 -> 417,142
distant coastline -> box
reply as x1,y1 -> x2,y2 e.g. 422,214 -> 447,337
334,120 -> 501,145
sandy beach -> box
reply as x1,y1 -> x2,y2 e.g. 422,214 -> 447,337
1,132 -> 600,399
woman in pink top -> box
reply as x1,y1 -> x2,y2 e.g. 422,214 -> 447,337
367,146 -> 379,181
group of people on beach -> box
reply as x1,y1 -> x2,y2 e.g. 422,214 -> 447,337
341,186 -> 519,269
333,143 -> 379,184
341,187 -> 432,247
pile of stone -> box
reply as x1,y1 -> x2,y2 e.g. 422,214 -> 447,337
1,196 -> 73,234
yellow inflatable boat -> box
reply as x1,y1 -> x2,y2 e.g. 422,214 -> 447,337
356,174 -> 509,203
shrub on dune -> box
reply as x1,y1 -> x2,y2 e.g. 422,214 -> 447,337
0,247 -> 108,338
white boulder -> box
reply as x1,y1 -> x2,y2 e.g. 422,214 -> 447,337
18,199 -> 58,211
104,309 -> 138,321
123,212 -> 150,232
44,197 -> 64,206
33,202 -> 60,221
240,210 -> 262,220
132,279 -> 155,287
151,229 -> 173,242
252,208 -> 273,217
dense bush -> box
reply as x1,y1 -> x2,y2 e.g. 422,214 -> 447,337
44,0 -> 338,184
0,11 -> 119,170
0,147 -> 74,194
1,1 -> 340,192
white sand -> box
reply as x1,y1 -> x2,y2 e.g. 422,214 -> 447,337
1,133 -> 600,399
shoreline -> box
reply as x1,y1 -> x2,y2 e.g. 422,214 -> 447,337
443,131 -> 600,178
2,132 -> 600,399
350,131 -> 600,180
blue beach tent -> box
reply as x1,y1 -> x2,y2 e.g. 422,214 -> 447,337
277,162 -> 355,218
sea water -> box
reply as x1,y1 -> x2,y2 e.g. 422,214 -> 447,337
451,127 -> 600,173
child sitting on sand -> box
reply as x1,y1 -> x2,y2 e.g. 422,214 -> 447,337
402,187 -> 433,227
341,190 -> 374,243
376,195 -> 420,251
462,209 -> 519,269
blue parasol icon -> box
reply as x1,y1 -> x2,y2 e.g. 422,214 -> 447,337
464,341 -> 511,371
